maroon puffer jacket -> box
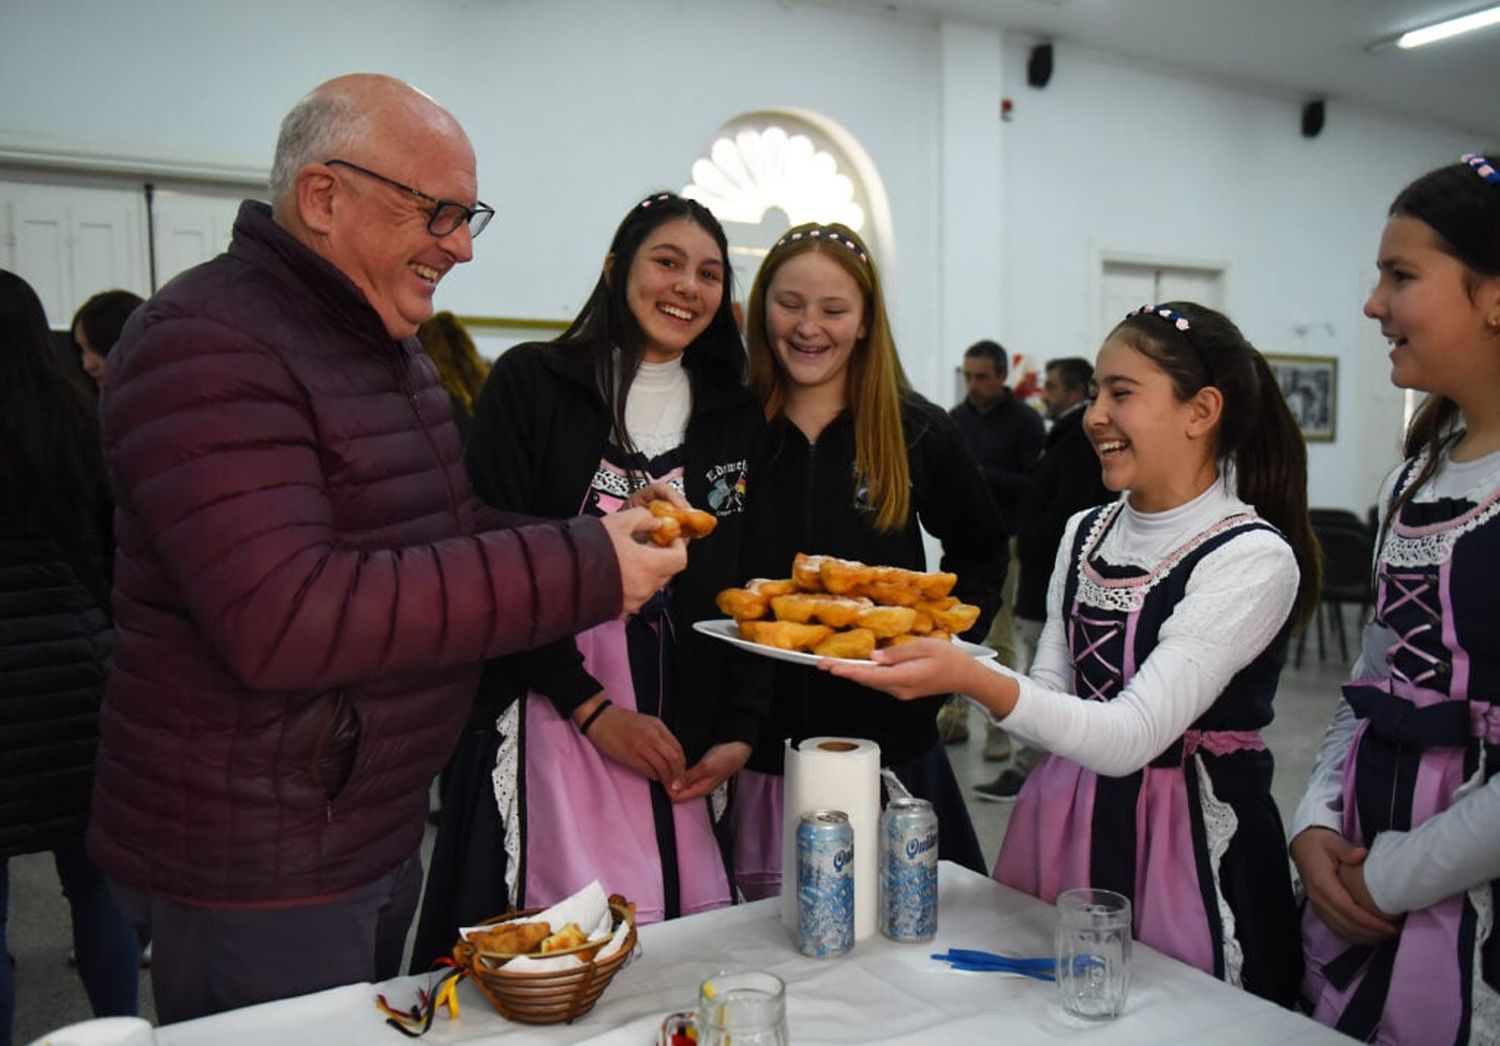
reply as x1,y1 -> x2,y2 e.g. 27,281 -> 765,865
89,201 -> 621,906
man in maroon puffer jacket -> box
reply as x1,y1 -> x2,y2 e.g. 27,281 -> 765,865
89,73 -> 687,1023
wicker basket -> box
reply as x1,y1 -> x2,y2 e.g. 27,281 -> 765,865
452,901 -> 638,1024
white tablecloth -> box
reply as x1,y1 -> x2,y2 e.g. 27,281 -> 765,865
151,862 -> 1346,1045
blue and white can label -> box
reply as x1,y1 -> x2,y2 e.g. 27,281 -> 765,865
879,796 -> 938,942
796,809 -> 855,957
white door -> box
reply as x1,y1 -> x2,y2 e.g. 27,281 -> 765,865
0,178 -> 149,327
1099,260 -> 1224,346
150,187 -> 244,286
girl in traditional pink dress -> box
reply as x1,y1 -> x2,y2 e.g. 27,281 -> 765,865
1292,154 -> 1500,1044
833,302 -> 1318,1006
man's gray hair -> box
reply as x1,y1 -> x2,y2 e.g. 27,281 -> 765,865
269,88 -> 371,205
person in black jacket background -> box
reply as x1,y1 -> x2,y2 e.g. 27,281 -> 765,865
728,223 -> 1006,898
0,270 -> 138,1042
411,193 -> 765,964
974,356 -> 1115,801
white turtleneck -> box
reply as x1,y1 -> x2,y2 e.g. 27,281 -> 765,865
621,355 -> 692,460
985,479 -> 1299,776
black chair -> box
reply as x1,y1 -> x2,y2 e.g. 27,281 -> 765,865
1295,520 -> 1375,668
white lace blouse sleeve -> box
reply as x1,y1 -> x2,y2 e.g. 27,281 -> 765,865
996,528 -> 1299,777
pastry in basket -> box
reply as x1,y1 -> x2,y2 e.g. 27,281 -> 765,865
813,627 -> 877,659
739,619 -> 833,650
607,893 -> 638,923
468,919 -> 553,956
539,922 -> 590,954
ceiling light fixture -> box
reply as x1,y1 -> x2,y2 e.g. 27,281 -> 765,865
1393,3 -> 1500,48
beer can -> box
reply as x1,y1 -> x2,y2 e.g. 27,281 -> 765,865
879,796 -> 938,941
796,809 -> 855,957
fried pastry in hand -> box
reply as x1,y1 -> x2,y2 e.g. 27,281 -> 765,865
468,919 -> 553,955
739,619 -> 834,651
645,499 -> 717,546
648,516 -> 683,546
812,627 -> 877,659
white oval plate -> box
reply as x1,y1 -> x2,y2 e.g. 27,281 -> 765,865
691,618 -> 998,667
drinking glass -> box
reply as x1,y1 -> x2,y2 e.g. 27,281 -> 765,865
1054,887 -> 1132,1019
693,969 -> 789,1046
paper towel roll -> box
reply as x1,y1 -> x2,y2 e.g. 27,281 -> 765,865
779,736 -> 882,941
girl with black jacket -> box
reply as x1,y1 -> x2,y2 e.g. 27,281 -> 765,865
412,194 -> 765,963
0,270 -> 138,1041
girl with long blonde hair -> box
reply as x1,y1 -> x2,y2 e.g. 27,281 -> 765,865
730,223 -> 1007,897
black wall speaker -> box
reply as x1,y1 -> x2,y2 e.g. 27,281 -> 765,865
1027,43 -> 1054,89
1301,100 -> 1326,139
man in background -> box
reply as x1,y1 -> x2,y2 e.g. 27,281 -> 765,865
944,340 -> 1042,749
975,356 -> 1113,800
89,74 -> 684,1022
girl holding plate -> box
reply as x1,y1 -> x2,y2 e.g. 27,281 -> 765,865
832,301 -> 1318,1006
728,223 -> 1006,899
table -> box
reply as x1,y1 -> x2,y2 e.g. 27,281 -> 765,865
151,863 -> 1347,1045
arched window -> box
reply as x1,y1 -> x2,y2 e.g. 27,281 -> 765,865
682,111 -> 892,298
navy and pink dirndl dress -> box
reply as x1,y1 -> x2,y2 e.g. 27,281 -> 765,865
995,502 -> 1302,1006
492,442 -> 731,925
1302,455 -> 1500,1044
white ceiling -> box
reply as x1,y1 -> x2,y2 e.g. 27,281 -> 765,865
801,0 -> 1499,141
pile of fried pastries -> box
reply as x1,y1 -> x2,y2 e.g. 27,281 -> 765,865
715,553 -> 981,659
646,499 -> 717,546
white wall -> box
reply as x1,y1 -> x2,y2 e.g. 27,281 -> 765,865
0,0 -> 1474,509
996,44 -> 1469,510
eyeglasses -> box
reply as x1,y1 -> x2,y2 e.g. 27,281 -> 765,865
324,159 -> 495,238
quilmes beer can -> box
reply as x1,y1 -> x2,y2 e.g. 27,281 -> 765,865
879,796 -> 938,941
796,809 -> 855,957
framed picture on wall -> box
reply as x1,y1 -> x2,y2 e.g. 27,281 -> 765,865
1264,353 -> 1337,442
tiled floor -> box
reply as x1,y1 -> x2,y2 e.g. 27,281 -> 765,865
7,621 -> 1356,1043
